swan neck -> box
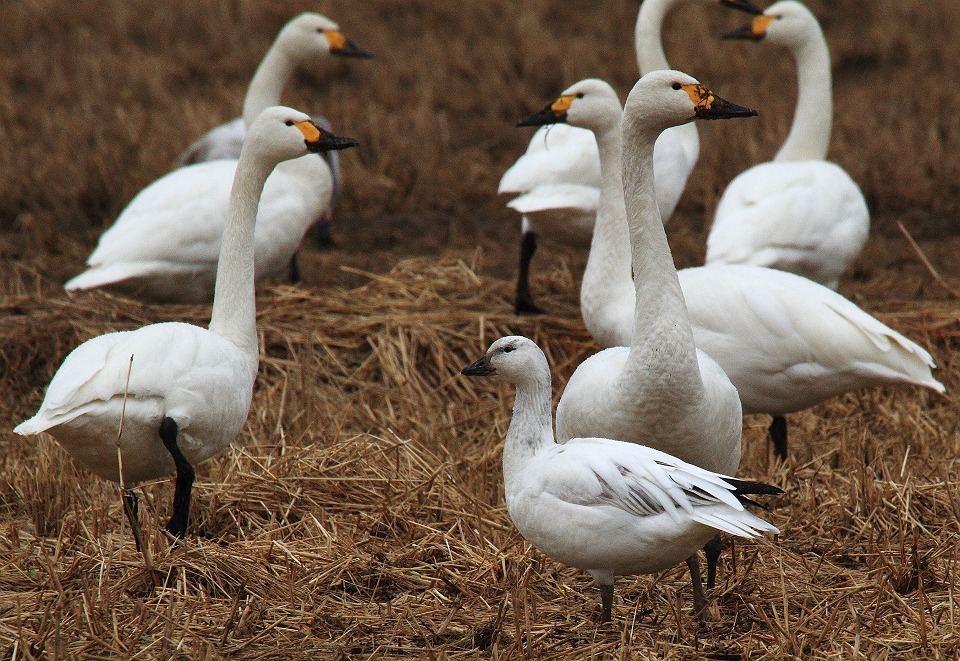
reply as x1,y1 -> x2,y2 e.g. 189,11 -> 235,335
580,118 -> 635,345
621,115 -> 702,389
243,44 -> 295,127
635,0 -> 674,74
775,33 -> 832,162
208,147 -> 266,364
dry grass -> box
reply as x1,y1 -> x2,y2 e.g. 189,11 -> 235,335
2,0 -> 960,657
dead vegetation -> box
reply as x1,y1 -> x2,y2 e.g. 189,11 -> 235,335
1,0 -> 960,658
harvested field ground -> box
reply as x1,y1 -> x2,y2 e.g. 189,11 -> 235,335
2,0 -> 959,658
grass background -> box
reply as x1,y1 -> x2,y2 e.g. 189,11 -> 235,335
1,0 -> 959,657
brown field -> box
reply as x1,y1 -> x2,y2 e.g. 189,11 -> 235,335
2,0 -> 960,657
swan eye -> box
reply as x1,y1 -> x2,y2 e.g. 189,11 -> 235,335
576,92 -> 584,99
285,120 -> 294,126
672,83 -> 682,90
502,346 -> 515,354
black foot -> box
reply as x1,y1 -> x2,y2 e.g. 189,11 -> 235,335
769,415 -> 788,460
704,534 -> 722,590
122,489 -> 144,552
158,417 -> 195,540
514,231 -> 544,315
686,554 -> 706,619
288,253 -> 301,284
599,583 -> 614,623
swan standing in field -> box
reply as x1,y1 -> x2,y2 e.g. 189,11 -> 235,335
531,80 -> 944,461
524,72 -> 757,593
502,0 -> 761,315
16,108 -> 358,546
174,13 -> 371,250
64,15 -> 370,302
706,0 -> 869,288
461,336 -> 781,621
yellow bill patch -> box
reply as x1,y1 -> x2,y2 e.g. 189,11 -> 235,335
752,15 -> 775,37
324,29 -> 347,51
680,84 -> 716,112
294,120 -> 321,143
551,94 -> 577,116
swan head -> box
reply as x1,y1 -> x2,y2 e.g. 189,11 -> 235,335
722,1 -> 819,48
517,79 -> 622,134
461,336 -> 548,387
623,70 -> 757,134
278,12 -> 373,60
244,106 -> 358,166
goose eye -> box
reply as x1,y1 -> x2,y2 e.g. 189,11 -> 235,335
672,83 -> 682,90
502,346 -> 515,354
285,120 -> 294,126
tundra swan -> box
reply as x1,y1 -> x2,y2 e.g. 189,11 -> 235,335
17,108 -> 357,545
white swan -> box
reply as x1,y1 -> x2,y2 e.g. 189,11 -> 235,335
705,0 -> 869,288
537,79 -> 944,461
174,13 -> 370,248
461,336 -> 781,621
502,0 -> 761,314
16,108 -> 357,545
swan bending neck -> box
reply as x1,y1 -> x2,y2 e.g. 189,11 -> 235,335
243,45 -> 295,128
635,0 -> 675,74
775,35 -> 833,162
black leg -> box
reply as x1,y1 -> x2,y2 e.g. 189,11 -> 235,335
704,534 -> 722,589
514,231 -> 544,315
288,253 -> 301,284
769,415 -> 788,459
598,583 -> 614,623
122,489 -> 145,552
158,417 -> 195,540
686,555 -> 706,618
312,218 -> 334,248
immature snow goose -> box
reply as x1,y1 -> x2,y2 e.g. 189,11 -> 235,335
531,80 -> 944,461
706,0 -> 869,288
525,72 -> 756,588
174,13 -> 371,249
17,108 -> 357,545
462,336 -> 781,621
503,0 -> 761,315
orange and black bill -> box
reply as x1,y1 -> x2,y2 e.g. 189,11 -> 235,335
294,120 -> 360,153
723,14 -> 774,41
325,30 -> 374,58
680,84 -> 758,120
517,93 -> 578,127
720,0 -> 763,15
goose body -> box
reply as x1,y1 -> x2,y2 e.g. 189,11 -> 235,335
557,79 -> 942,459
706,0 -> 869,288
17,108 -> 357,539
462,336 -> 780,621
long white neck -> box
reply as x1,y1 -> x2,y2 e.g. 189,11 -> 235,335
635,0 -> 677,74
242,44 -> 295,128
208,144 -> 267,368
502,368 -> 554,495
774,28 -> 832,162
620,109 -> 704,395
579,114 -> 635,348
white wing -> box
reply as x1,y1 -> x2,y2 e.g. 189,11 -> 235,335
499,124 -> 600,194
174,118 -> 246,167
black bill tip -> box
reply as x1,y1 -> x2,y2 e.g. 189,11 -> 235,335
461,355 -> 496,377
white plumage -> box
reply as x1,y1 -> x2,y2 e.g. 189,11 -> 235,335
18,107 -> 357,540
462,336 -> 780,621
706,0 -> 869,288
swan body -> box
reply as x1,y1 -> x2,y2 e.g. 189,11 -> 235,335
18,108 -> 357,537
706,0 -> 869,288
545,75 -> 757,478
556,78 -> 941,458
462,336 -> 780,621
65,154 -> 331,303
